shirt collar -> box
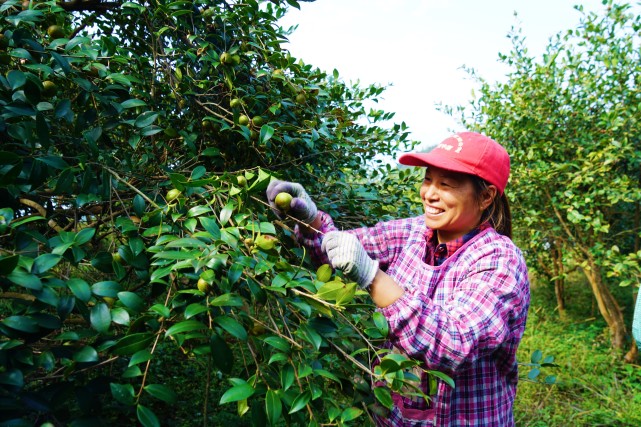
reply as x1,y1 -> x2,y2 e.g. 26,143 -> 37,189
425,222 -> 491,266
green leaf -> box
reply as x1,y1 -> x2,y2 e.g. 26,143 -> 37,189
112,333 -> 154,356
209,293 -> 244,307
259,125 -> 275,144
137,404 -> 160,427
129,349 -> 152,367
199,217 -> 221,239
427,370 -> 455,388
91,281 -> 122,297
117,291 -> 145,313
0,255 -> 19,275
122,99 -> 147,108
90,303 -> 111,332
135,111 -> 159,128
210,333 -> 234,374
265,389 -> 282,426
219,382 -> 255,404
73,345 -> 99,363
288,390 -> 311,414
184,303 -> 209,319
7,270 -> 43,290
165,320 -> 208,337
2,315 -> 39,333
0,369 -> 24,388
144,384 -> 178,404
313,368 -> 340,383
7,70 -> 26,90
373,311 -> 389,337
67,278 -> 91,302
280,365 -> 295,391
263,336 -> 290,352
531,349 -> 543,364
213,316 -> 247,341
373,386 -> 393,409
341,407 -> 363,423
74,227 -> 95,245
111,382 -> 135,406
316,264 -> 332,282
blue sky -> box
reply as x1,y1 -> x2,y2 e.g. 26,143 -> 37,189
279,0 -> 608,150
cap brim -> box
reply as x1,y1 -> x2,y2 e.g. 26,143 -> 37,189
398,152 -> 477,176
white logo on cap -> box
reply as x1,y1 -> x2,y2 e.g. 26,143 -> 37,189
436,134 -> 464,153
452,134 -> 464,153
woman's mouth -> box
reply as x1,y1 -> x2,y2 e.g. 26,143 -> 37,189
424,205 -> 443,215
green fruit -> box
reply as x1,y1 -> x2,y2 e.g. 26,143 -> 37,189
274,192 -> 292,212
296,93 -> 307,104
202,120 -> 213,130
236,175 -> 247,187
112,252 -> 123,264
166,188 -> 181,201
230,98 -> 242,108
238,114 -> 250,126
244,237 -> 254,246
232,54 -> 241,65
197,278 -> 210,293
47,25 -> 65,39
251,116 -> 264,127
255,235 -> 277,251
41,80 -> 57,97
220,52 -> 233,65
202,7 -> 214,20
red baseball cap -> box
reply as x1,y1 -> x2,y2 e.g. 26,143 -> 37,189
398,132 -> 510,194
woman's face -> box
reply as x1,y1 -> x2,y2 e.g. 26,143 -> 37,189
419,166 -> 495,243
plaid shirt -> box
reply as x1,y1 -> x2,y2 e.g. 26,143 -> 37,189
298,212 -> 530,426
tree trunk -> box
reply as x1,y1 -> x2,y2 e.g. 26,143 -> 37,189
582,260 -> 627,349
553,245 -> 566,320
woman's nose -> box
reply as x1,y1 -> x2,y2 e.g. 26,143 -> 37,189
422,183 -> 438,200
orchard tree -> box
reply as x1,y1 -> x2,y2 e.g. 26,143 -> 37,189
0,0 -> 432,425
448,0 -> 641,354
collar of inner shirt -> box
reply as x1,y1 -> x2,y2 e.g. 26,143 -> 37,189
425,222 -> 491,266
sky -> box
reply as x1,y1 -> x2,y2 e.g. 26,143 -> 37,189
278,0 -> 607,151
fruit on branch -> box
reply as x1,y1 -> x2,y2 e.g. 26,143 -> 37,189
166,189 -> 181,201
274,192 -> 292,213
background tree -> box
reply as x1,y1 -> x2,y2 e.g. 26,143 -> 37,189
0,0 -> 429,425
447,0 -> 641,354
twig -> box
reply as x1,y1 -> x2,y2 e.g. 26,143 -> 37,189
102,166 -> 160,209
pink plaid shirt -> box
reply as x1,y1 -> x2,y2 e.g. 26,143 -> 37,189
298,212 -> 530,426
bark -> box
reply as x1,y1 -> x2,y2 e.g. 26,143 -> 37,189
552,244 -> 566,320
582,260 -> 627,349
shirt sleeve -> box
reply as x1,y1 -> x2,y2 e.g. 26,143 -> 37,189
295,212 -> 416,269
380,241 -> 530,375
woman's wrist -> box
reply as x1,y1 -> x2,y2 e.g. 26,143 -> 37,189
299,213 -> 323,236
369,269 -> 404,308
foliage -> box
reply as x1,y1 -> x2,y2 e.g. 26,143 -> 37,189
515,277 -> 641,426
0,0 -> 427,425
446,0 -> 641,349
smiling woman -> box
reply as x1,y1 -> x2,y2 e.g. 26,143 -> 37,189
267,131 -> 530,426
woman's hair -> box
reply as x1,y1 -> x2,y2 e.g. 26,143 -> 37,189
472,177 -> 512,239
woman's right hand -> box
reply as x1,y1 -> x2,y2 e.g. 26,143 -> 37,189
266,179 -> 318,224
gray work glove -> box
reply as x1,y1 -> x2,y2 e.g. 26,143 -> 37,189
321,231 -> 379,289
266,179 -> 318,224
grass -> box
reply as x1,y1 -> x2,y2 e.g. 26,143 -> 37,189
514,274 -> 641,427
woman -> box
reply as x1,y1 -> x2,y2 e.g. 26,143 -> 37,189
267,132 -> 530,426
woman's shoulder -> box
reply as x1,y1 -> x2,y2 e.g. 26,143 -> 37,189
466,227 -> 527,262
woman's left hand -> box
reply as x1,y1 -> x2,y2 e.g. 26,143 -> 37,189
321,231 -> 379,289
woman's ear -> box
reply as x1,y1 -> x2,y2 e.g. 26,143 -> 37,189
480,185 -> 498,211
